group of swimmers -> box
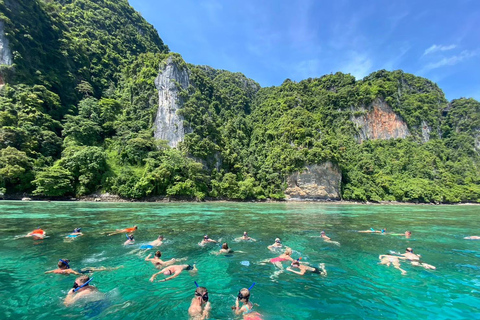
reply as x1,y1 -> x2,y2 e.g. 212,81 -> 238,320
20,225 -> 480,319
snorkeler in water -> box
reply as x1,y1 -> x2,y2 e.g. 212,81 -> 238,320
149,264 -> 197,282
232,287 -> 263,320
45,258 -> 123,275
188,286 -> 211,320
390,231 -> 412,238
45,259 -> 80,275
358,227 -> 387,234
235,231 -> 256,242
18,228 -> 47,239
107,225 -> 138,236
213,242 -> 243,255
124,234 -> 135,245
315,231 -> 340,246
464,236 -> 480,240
397,248 -> 436,270
145,251 -> 186,268
64,276 -> 102,307
65,228 -> 83,239
379,254 -> 407,275
199,235 -> 218,246
267,238 -> 283,251
287,260 -> 327,276
269,247 -> 294,269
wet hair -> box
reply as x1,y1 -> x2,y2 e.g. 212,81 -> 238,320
158,235 -> 164,240
238,288 -> 250,302
275,238 -> 281,243
77,275 -> 90,285
406,231 -> 412,235
243,231 -> 248,235
222,243 -> 229,250
284,247 -> 293,255
58,259 -> 70,269
155,251 -> 162,258
133,226 -> 138,230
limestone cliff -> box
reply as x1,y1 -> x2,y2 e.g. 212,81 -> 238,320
153,56 -> 191,147
0,21 -> 12,86
0,21 -> 12,67
352,98 -> 410,142
284,162 -> 342,200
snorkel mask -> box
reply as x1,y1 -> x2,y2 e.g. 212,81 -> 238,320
237,282 -> 256,300
194,281 -> 209,302
74,228 -> 81,233
59,259 -> 70,269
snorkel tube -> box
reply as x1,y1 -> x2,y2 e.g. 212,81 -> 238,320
248,282 -> 256,291
194,281 -> 199,288
59,259 -> 70,269
74,277 -> 93,292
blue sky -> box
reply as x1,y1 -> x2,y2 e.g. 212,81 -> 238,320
129,0 -> 480,100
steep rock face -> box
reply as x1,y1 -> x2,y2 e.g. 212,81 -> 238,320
420,120 -> 431,142
0,21 -> 12,67
352,98 -> 410,142
284,162 -> 342,200
153,56 -> 190,147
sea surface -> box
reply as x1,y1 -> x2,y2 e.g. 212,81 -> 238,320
0,201 -> 479,320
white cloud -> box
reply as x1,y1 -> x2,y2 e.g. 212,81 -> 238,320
423,50 -> 479,71
338,53 -> 372,79
423,44 -> 457,55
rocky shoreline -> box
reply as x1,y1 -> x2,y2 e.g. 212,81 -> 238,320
1,193 -> 478,205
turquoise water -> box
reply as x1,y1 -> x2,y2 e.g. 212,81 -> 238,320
0,201 -> 479,320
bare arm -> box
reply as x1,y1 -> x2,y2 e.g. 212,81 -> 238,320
234,299 -> 247,315
159,271 -> 181,282
63,289 -> 77,306
286,267 -> 303,275
150,267 -> 168,282
145,254 -> 153,261
203,301 -> 211,319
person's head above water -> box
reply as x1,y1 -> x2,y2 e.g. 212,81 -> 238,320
155,251 -> 162,258
243,231 -> 248,236
73,228 -> 81,233
321,231 -> 326,235
275,238 -> 281,243
284,247 -> 292,255
406,247 -> 414,253
291,260 -> 301,268
405,231 -> 412,236
194,287 -> 209,303
158,235 -> 164,240
128,234 -> 134,240
222,243 -> 229,250
237,288 -> 250,302
204,235 -> 209,240
58,259 -> 70,269
72,275 -> 91,291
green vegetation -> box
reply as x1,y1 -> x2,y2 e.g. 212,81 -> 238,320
0,0 -> 479,203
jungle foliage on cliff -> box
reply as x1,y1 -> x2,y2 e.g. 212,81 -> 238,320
0,0 -> 479,203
